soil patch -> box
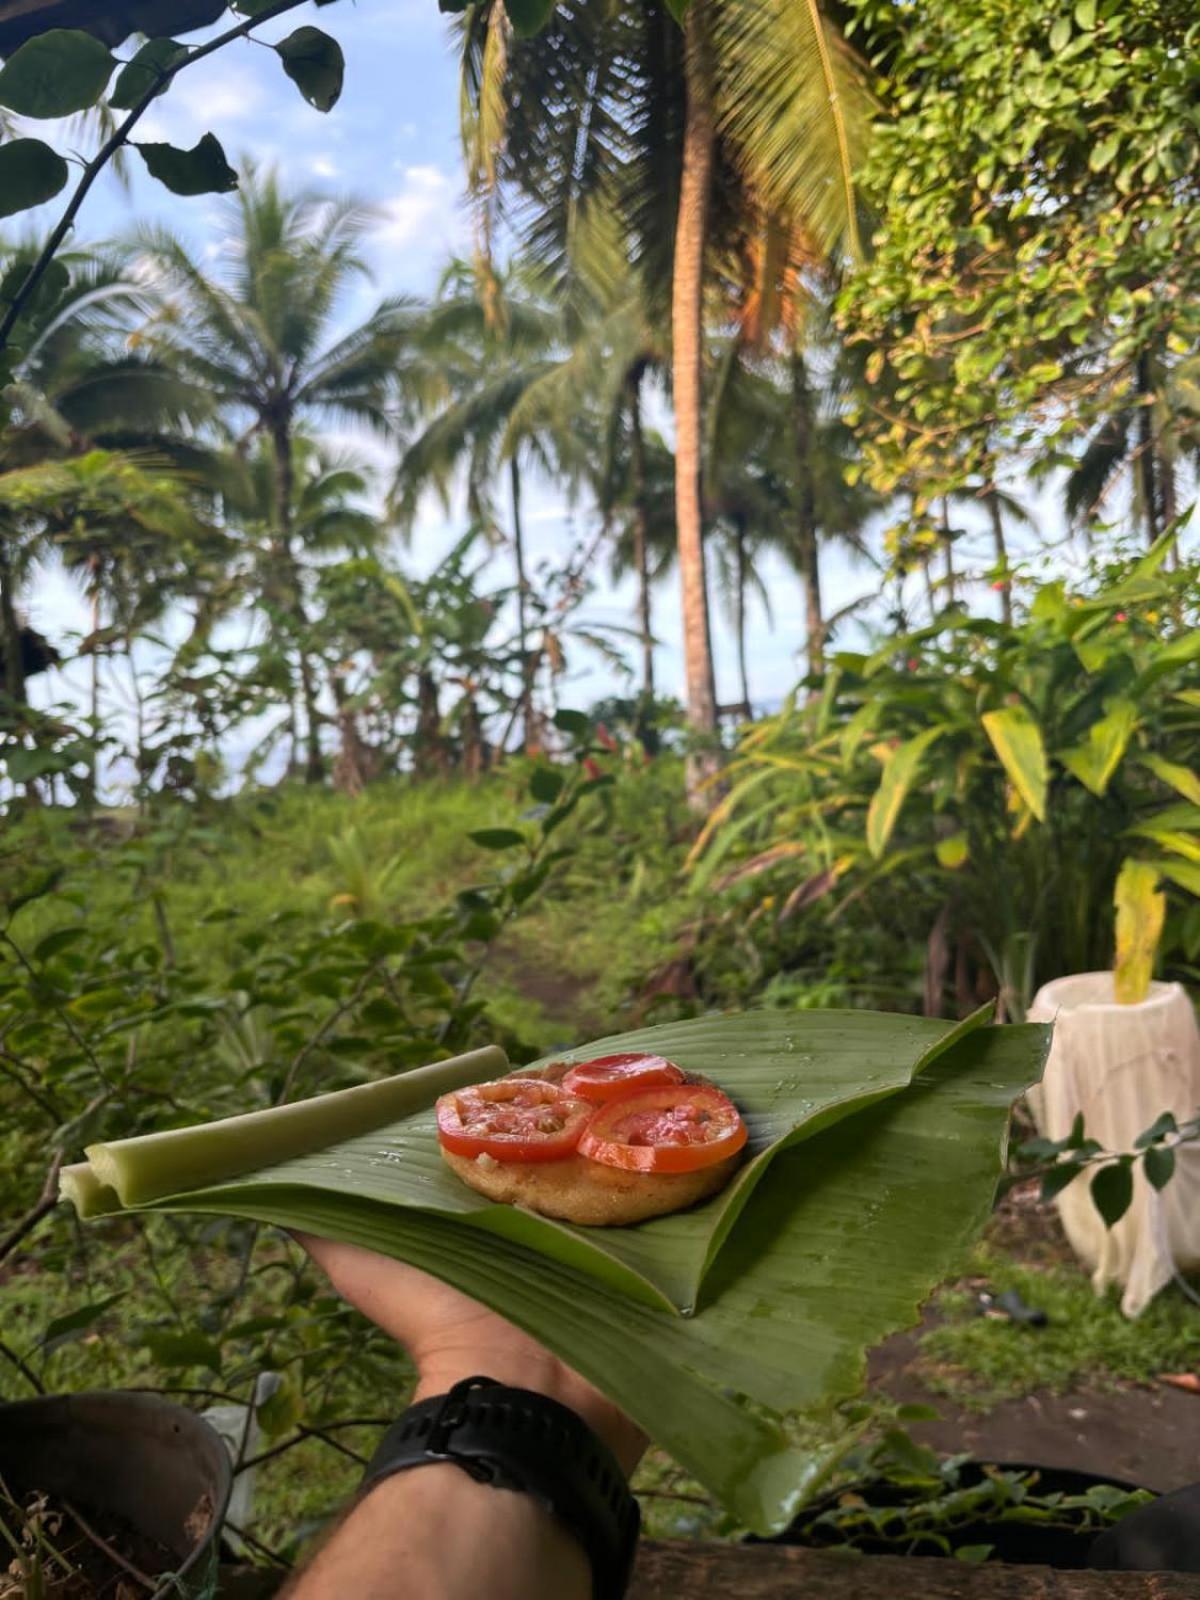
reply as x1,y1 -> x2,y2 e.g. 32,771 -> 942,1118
0,1490 -> 179,1598
869,1184 -> 1200,1493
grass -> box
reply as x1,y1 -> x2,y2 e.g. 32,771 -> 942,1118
914,1239 -> 1200,1409
5,763 -> 693,1054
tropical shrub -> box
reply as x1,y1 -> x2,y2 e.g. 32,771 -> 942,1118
692,537 -> 1200,1019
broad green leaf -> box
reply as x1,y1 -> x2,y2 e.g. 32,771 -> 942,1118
1135,1111 -> 1178,1148
505,0 -> 557,26
839,702 -> 876,766
275,26 -> 344,113
1139,754 -> 1200,807
1075,0 -> 1096,26
1126,827 -> 1200,864
865,726 -> 946,858
1136,630 -> 1200,691
553,708 -> 590,736
1059,700 -> 1137,796
135,133 -> 238,196
1151,859 -> 1200,897
38,1292 -> 125,1354
1049,16 -> 1070,51
530,766 -> 566,804
0,139 -> 69,219
63,1011 -> 1048,1531
468,827 -> 527,850
1143,1146 -> 1176,1191
257,1377 -> 304,1437
1113,859 -> 1164,1004
143,1330 -> 223,1372
1090,1161 -> 1133,1228
0,29 -> 114,117
109,37 -> 187,110
982,707 -> 1047,822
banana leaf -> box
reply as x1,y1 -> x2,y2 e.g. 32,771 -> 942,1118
61,1007 -> 1050,1532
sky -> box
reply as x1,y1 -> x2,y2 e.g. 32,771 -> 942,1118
17,0 -> 1059,784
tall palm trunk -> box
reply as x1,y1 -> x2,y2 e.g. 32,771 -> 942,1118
791,352 -> 823,678
510,455 -> 535,752
627,367 -> 655,701
672,0 -> 719,805
270,414 -> 323,783
734,513 -> 751,714
986,490 -> 1012,626
939,497 -> 956,605
0,533 -> 26,704
1135,353 -> 1159,547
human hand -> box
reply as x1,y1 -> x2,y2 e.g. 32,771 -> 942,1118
293,1233 -> 646,1475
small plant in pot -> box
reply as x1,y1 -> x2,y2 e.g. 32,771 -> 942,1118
755,1425 -> 1158,1570
0,1391 -> 232,1598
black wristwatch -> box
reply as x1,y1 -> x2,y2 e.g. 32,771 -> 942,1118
359,1375 -> 641,1600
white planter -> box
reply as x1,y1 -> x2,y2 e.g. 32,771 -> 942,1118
1026,972 -> 1200,1317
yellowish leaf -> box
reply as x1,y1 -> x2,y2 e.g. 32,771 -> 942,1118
1113,860 -> 1165,1004
982,707 -> 1047,821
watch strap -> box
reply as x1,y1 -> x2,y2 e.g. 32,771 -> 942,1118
360,1375 -> 640,1600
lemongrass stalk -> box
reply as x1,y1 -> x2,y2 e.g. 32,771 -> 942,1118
65,1046 -> 507,1211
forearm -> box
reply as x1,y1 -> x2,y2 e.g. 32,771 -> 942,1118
285,1461 -> 592,1600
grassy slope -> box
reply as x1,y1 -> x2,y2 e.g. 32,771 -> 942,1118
9,764 -> 692,1053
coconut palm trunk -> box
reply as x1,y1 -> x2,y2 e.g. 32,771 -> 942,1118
986,489 -> 1012,625
791,353 -> 823,678
627,367 -> 655,701
0,534 -> 25,704
734,513 -> 751,713
673,0 -> 720,804
939,497 -> 956,605
270,416 -> 324,784
509,455 -> 535,752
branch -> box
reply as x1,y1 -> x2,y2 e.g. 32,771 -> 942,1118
0,1148 -> 64,1265
0,0 -> 312,353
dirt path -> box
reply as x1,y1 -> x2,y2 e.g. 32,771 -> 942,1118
868,1187 -> 1200,1493
870,1327 -> 1199,1492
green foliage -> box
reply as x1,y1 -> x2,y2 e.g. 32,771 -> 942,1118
275,27 -> 344,112
693,547 -> 1200,1021
134,133 -> 240,196
0,29 -> 114,118
109,38 -> 189,110
842,0 -> 1200,502
0,139 -> 69,219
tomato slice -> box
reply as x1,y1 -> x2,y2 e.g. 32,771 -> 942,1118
577,1085 -> 747,1174
436,1078 -> 593,1163
561,1052 -> 686,1103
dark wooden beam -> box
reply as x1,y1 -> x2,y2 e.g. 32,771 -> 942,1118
630,1541 -> 1200,1597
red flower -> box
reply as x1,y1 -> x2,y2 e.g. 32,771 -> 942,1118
582,756 -> 603,781
906,657 -> 920,671
991,579 -> 1008,591
1115,611 -> 1128,622
595,722 -> 618,753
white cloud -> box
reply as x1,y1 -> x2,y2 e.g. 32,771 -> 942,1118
311,155 -> 340,179
376,165 -> 464,252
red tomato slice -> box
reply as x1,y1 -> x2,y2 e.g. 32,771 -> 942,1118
562,1052 -> 686,1103
436,1079 -> 593,1163
577,1085 -> 747,1174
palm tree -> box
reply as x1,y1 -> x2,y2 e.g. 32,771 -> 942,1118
0,238 -> 208,707
134,166 -> 417,780
392,259 -> 565,752
457,0 -> 872,801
